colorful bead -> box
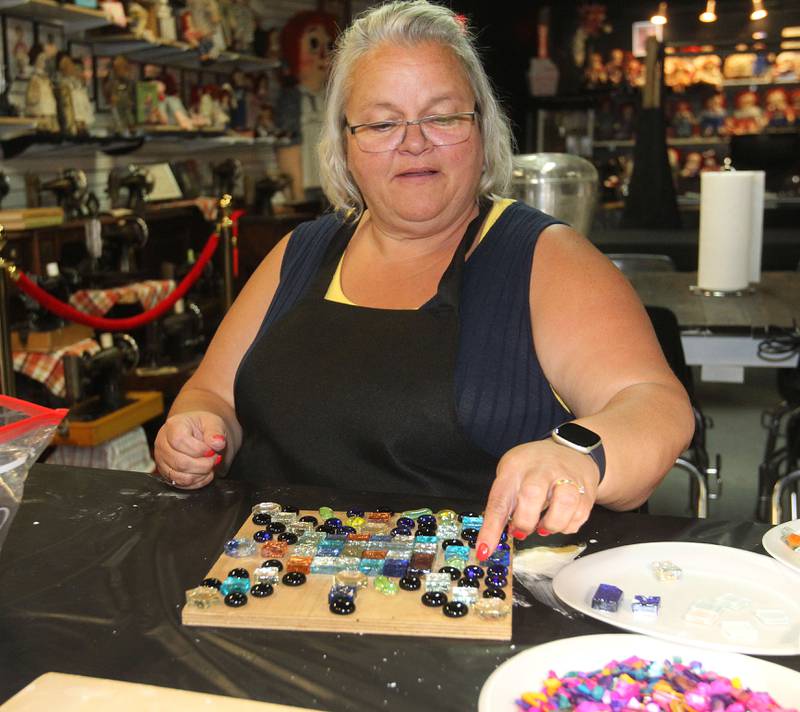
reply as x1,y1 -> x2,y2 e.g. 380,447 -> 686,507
452,586 -> 479,606
250,583 -> 273,598
286,555 -> 312,574
186,586 -> 222,609
201,577 -> 222,589
399,575 -> 421,591
299,515 -> 318,526
421,591 -> 447,607
252,502 -> 280,515
318,506 -> 335,521
374,575 -> 399,595
651,559 -> 682,581
267,522 -> 287,534
224,538 -> 257,558
400,508 -> 433,520
463,565 -> 485,579
224,591 -> 248,607
631,594 -> 661,618
438,566 -> 461,581
334,570 -> 369,590
473,598 -> 511,619
329,596 -> 356,615
591,583 -> 623,612
252,512 -> 271,526
282,572 -> 306,586
483,587 -> 506,600
443,601 -> 469,617
253,529 -> 272,543
396,517 -> 415,529
436,509 -> 457,524
220,576 -> 250,596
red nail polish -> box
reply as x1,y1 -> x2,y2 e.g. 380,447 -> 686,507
512,528 -> 527,540
477,543 -> 489,561
204,449 -> 215,457
537,527 -> 551,536
214,454 -> 222,465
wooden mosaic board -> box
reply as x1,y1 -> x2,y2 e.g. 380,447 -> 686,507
182,509 -> 512,641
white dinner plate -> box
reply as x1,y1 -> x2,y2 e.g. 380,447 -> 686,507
762,519 -> 800,577
477,633 -> 800,712
552,541 -> 800,655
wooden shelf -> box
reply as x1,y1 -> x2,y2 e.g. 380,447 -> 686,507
0,117 -> 37,141
54,390 -> 164,447
0,0 -> 109,34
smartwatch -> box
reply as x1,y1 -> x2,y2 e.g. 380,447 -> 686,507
551,422 -> 606,484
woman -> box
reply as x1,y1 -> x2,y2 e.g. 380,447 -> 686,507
155,1 -> 693,558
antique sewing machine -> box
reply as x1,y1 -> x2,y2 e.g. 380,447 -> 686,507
211,158 -> 242,201
141,298 -> 205,370
32,169 -> 99,221
107,165 -> 155,215
62,332 -> 139,420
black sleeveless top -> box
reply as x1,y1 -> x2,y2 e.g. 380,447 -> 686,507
230,200 -> 570,496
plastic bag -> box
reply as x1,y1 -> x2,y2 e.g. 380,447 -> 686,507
0,395 -> 67,554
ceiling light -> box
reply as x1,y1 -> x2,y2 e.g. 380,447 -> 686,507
750,0 -> 767,21
699,0 -> 717,22
651,2 -> 668,25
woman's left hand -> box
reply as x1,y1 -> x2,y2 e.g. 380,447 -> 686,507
476,439 -> 602,560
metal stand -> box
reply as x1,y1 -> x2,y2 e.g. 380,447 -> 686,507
689,285 -> 756,298
218,194 -> 235,311
0,227 -> 16,396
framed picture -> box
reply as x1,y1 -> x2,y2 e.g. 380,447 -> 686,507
632,21 -> 664,58
4,16 -> 34,80
68,40 -> 94,99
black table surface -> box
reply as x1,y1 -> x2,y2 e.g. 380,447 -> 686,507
627,271 -> 800,331
1,464 -> 797,711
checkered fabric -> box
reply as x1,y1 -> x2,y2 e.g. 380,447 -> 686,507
12,338 -> 100,397
69,280 -> 176,317
46,425 -> 155,472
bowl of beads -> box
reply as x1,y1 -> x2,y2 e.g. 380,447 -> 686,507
478,633 -> 800,712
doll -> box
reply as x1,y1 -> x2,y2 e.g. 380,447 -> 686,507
723,54 -> 755,80
670,100 -> 696,139
584,51 -> 607,88
275,11 -> 338,202
224,0 -> 255,53
725,90 -> 765,135
155,0 -> 177,41
25,45 -> 59,132
700,149 -> 719,172
11,24 -> 31,80
229,68 -> 250,131
624,53 -> 644,88
773,52 -> 799,81
159,72 -> 194,130
56,53 -> 95,135
692,55 -> 722,88
698,93 -> 727,137
254,104 -> 279,139
105,55 -> 136,135
605,48 -> 624,85
182,0 -> 226,61
664,57 -> 694,93
765,88 -> 796,128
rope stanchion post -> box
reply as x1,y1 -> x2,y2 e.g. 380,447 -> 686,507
0,227 -> 16,396
219,194 -> 235,310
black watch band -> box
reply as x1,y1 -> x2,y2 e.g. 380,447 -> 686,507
589,444 -> 606,484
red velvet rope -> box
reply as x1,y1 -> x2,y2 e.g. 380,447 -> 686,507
13,232 -> 220,331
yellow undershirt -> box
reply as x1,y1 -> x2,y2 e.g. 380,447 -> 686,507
325,198 -> 516,305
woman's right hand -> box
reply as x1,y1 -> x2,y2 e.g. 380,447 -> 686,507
154,411 -> 228,489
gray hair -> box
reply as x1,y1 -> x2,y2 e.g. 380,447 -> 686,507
318,0 -> 514,221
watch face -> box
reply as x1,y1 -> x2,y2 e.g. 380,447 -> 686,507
555,422 -> 601,449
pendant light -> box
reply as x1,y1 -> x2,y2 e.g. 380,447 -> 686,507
699,0 -> 717,22
751,0 -> 768,21
651,2 -> 668,25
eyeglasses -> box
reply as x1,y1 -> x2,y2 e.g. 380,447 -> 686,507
345,111 -> 478,153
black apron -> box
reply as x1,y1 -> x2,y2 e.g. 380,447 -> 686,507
231,203 -> 498,499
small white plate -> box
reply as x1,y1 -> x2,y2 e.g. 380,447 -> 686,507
478,633 -> 800,712
763,519 -> 800,577
552,541 -> 800,655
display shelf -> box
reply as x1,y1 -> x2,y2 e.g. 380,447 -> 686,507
722,76 -> 800,87
594,136 -> 728,149
0,131 -> 144,159
0,117 -> 37,141
86,31 -> 278,72
0,0 -> 109,34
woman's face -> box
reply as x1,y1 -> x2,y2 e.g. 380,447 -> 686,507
344,41 -> 484,235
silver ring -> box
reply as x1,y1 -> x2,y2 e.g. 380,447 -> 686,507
553,477 -> 586,495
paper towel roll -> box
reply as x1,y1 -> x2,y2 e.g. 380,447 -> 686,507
697,171 -> 765,293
